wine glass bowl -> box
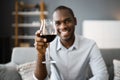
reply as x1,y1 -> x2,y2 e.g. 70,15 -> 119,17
40,19 -> 57,43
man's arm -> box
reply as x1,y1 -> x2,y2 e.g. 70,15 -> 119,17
34,30 -> 48,80
89,44 -> 109,80
34,53 -> 47,80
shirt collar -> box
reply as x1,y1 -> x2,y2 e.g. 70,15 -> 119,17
56,34 -> 79,51
70,34 -> 79,50
57,37 -> 62,51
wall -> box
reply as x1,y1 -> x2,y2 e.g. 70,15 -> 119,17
83,20 -> 120,49
16,0 -> 120,34
0,0 -> 13,37
46,0 -> 120,34
0,0 -> 14,63
1,0 -> 120,36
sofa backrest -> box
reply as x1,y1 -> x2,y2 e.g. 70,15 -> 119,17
11,47 -> 120,80
85,49 -> 120,80
11,47 -> 37,65
101,49 -> 120,80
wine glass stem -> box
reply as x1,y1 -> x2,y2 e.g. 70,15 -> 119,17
47,44 -> 51,78
48,44 -> 50,61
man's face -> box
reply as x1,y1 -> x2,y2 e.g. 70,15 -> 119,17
53,9 -> 77,42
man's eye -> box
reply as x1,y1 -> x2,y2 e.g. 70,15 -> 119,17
55,22 -> 61,26
65,19 -> 72,24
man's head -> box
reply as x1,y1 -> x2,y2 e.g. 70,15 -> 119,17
53,5 -> 77,42
54,6 -> 75,18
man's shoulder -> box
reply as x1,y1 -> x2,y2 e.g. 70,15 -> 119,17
76,34 -> 96,45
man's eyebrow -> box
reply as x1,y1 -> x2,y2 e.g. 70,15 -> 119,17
54,20 -> 60,23
64,17 -> 71,21
55,17 -> 71,22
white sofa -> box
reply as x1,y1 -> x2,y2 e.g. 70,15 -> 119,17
0,47 -> 120,80
8,47 -> 37,67
0,47 -> 37,80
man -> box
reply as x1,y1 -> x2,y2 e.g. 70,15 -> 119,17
34,5 -> 109,80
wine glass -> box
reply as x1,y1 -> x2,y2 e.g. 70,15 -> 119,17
40,19 -> 57,78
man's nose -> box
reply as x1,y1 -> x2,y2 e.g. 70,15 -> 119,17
60,22 -> 67,29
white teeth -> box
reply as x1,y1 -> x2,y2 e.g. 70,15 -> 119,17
61,30 -> 69,35
62,31 -> 68,33
60,30 -> 68,32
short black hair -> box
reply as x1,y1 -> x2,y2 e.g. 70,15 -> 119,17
53,5 -> 75,17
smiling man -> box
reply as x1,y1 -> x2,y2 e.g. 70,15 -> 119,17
34,5 -> 109,80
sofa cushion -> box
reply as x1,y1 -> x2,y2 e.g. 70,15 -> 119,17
113,59 -> 120,80
11,47 -> 37,65
17,61 -> 36,80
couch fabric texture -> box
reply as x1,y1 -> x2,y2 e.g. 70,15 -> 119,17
0,47 -> 120,80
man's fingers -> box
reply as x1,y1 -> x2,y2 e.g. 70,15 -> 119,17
34,42 -> 48,48
35,30 -> 40,37
35,30 -> 47,42
34,30 -> 48,54
35,36 -> 47,42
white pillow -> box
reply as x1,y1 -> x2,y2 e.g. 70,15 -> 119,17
17,61 -> 36,80
113,59 -> 120,80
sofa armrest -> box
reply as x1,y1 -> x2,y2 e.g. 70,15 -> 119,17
0,61 -> 18,71
0,63 -> 22,80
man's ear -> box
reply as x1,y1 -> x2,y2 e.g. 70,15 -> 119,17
74,17 -> 77,25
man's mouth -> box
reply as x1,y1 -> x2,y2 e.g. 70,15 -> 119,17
59,30 -> 70,36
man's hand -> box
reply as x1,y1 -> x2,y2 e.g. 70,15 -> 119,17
34,30 -> 49,54
34,30 -> 48,80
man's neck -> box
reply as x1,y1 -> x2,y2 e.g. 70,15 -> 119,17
60,36 -> 75,49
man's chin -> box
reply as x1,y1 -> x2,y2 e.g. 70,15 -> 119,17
60,36 -> 71,42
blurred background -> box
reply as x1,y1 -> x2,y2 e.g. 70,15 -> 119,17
0,0 -> 120,63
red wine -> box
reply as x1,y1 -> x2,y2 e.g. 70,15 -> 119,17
40,35 -> 56,42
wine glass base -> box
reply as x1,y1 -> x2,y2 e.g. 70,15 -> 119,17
42,60 -> 56,64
